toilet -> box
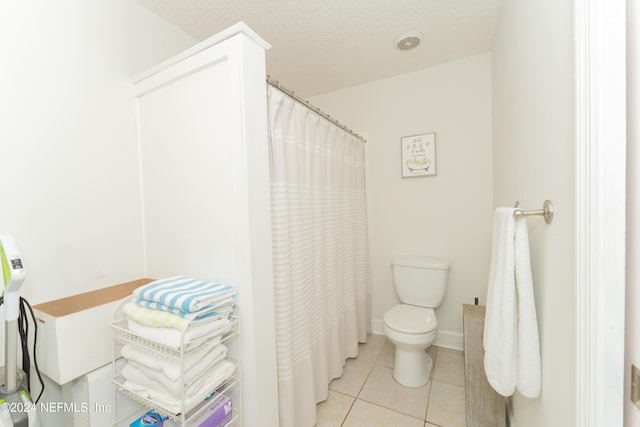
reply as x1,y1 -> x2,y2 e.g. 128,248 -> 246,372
383,256 -> 450,387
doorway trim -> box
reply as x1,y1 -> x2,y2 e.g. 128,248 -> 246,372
575,0 -> 627,425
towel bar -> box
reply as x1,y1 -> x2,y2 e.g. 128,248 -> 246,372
513,200 -> 554,224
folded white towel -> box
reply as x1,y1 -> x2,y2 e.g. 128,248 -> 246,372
122,359 -> 236,413
122,362 -> 189,398
126,317 -> 232,348
133,276 -> 235,314
120,340 -> 225,382
484,208 -> 541,398
123,301 -> 229,331
125,344 -> 227,396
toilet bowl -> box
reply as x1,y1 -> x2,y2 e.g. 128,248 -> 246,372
383,256 -> 450,388
383,304 -> 438,387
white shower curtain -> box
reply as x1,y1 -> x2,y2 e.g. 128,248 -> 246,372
267,85 -> 371,427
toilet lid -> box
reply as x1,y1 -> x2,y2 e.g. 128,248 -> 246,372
384,305 -> 437,335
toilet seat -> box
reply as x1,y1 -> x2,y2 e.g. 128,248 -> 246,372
383,304 -> 437,335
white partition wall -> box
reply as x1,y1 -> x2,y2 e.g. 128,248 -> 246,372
132,23 -> 279,426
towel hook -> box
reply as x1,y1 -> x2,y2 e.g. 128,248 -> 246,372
513,200 -> 554,224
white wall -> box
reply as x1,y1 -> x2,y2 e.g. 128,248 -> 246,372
310,53 -> 494,348
491,0 -> 575,425
626,1 -> 640,424
0,1 -> 195,305
0,1 -> 195,423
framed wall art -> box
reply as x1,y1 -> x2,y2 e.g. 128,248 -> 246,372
401,132 -> 436,178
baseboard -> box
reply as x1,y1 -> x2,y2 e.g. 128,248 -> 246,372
370,318 -> 464,352
434,330 -> 464,351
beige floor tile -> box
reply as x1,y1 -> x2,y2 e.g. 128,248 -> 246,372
329,358 -> 374,397
318,345 -> 468,427
376,339 -> 395,368
357,334 -> 387,363
426,379 -> 467,427
316,390 -> 355,427
433,348 -> 465,386
342,399 -> 424,427
358,365 -> 430,420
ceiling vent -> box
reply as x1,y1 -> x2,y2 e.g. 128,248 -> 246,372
394,31 -> 423,51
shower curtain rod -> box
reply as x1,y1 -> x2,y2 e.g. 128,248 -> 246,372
266,76 -> 367,143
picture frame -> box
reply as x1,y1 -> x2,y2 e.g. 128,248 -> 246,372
401,132 -> 436,178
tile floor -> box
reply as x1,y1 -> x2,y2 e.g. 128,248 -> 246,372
316,334 -> 466,427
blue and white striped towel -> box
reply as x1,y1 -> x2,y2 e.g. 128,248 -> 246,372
133,298 -> 235,320
133,276 -> 235,314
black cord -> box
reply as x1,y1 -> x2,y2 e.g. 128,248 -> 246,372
19,297 -> 44,403
18,299 -> 30,389
0,296 -> 45,403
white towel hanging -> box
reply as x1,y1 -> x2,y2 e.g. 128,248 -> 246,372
514,216 -> 541,397
484,207 -> 541,397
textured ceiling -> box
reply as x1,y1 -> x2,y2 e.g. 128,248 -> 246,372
137,0 -> 503,97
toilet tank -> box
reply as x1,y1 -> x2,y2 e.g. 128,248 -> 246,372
392,256 -> 450,308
